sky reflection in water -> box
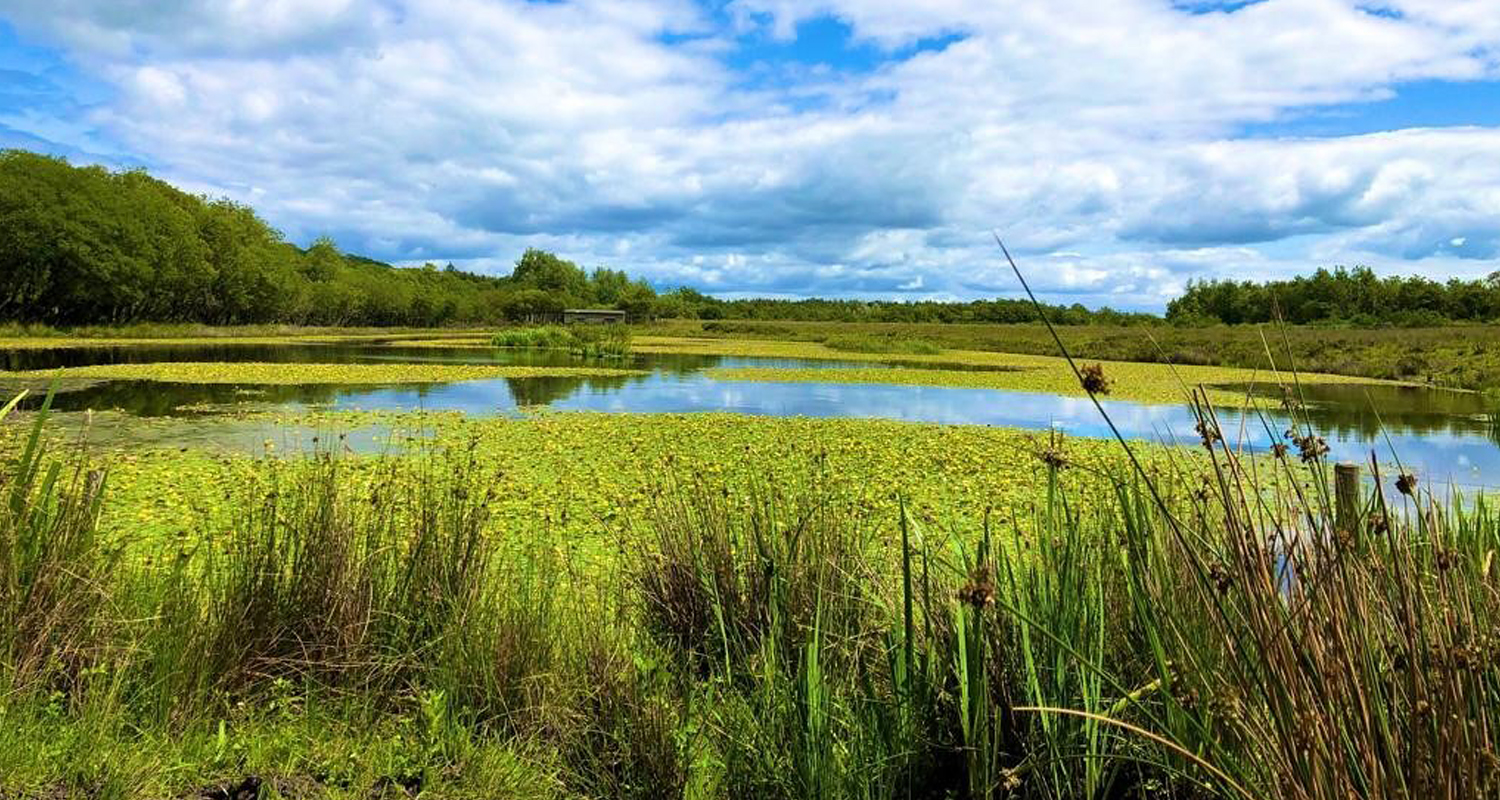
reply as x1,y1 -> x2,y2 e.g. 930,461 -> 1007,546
9,343 -> 1500,492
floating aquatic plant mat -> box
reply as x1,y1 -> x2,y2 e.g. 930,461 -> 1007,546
636,336 -> 1406,405
0,362 -> 646,385
377,336 -> 496,348
40,410 -> 1207,559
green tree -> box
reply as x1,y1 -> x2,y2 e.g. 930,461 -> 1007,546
511,248 -> 589,299
303,236 -> 343,282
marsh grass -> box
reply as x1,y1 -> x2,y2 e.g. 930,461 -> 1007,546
3,369 -> 1499,797
822,333 -> 943,356
651,317 -> 1500,391
492,325 -> 633,359
0,322 -> 479,341
0,390 -> 117,696
634,471 -> 877,676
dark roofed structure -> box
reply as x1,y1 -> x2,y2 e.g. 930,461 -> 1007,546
563,308 -> 626,324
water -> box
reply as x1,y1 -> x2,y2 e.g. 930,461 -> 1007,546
6,342 -> 1499,490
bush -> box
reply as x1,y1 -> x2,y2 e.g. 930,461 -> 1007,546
491,326 -> 574,350
491,325 -> 631,358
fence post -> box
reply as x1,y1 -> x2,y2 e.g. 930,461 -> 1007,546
1335,462 -> 1361,536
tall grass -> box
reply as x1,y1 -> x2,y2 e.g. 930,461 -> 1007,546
491,325 -> 576,350
491,325 -> 632,358
822,333 -> 943,356
0,322 -> 483,340
0,390 -> 116,696
3,384 -> 1498,797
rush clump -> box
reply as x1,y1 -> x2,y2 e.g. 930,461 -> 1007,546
1079,362 -> 1111,395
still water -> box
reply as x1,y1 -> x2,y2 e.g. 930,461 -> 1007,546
7,342 -> 1500,491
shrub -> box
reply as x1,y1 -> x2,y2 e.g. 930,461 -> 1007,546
491,325 -> 632,358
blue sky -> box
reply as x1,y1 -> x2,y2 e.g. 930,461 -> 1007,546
1,0 -> 1498,309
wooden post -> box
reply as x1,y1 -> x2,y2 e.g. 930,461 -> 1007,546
1335,462 -> 1361,535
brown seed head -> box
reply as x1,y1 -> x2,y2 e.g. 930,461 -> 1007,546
957,565 -> 996,609
1079,363 -> 1111,395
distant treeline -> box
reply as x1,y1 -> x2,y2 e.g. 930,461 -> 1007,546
670,293 -> 1155,325
0,150 -> 1146,328
7,150 -> 1496,329
0,150 -> 658,326
1168,267 -> 1500,326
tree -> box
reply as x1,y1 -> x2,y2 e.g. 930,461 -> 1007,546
303,236 -> 343,282
617,280 -> 658,320
511,248 -> 588,298
502,289 -> 563,322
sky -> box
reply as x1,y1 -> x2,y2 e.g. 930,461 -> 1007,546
1,0 -> 1499,310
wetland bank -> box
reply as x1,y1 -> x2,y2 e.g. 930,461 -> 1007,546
4,321 -> 1499,800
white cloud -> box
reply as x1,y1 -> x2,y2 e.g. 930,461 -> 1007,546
3,0 -> 1499,308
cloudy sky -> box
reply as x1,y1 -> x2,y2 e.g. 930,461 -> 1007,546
2,1 -> 1498,309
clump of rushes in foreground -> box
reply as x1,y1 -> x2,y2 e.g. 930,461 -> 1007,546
2,376 -> 1498,798
491,324 -> 632,358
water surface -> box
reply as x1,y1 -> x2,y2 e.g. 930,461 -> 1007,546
6,341 -> 1498,491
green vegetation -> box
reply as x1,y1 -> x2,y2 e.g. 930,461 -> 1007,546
649,290 -> 1157,325
636,335 -> 1397,405
645,319 -> 1500,391
0,151 -> 657,327
86,412 -> 1150,545
1170,265 -> 1500,325
4,395 -> 1495,798
0,149 -> 1160,333
490,326 -> 578,350
704,364 -> 1244,404
0,147 -> 1141,331
0,322 -> 488,343
492,325 -> 633,358
0,362 -> 646,386
5,144 -> 1497,799
821,333 -> 943,355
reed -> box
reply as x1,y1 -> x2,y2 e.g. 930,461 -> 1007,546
0,390 -> 116,697
491,324 -> 632,358
2,381 -> 1496,797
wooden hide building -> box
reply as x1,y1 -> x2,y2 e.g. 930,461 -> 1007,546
562,309 -> 626,324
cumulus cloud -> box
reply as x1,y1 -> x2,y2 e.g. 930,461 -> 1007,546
2,0 -> 1499,308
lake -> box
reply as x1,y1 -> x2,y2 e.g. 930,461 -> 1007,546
7,341 -> 1499,492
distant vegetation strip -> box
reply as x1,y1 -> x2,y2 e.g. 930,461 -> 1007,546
702,364 -> 1350,406
647,320 -> 1500,391
643,334 -> 1395,401
1,151 -> 1125,328
1,151 -> 657,326
9,149 -> 1500,337
0,322 -> 489,341
1169,266 -> 1500,326
821,333 -> 944,355
0,362 -> 647,385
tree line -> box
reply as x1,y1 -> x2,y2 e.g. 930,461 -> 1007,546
7,149 -> 1494,329
658,290 -> 1156,325
0,150 -> 1153,328
1167,267 -> 1500,326
0,150 -> 659,326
